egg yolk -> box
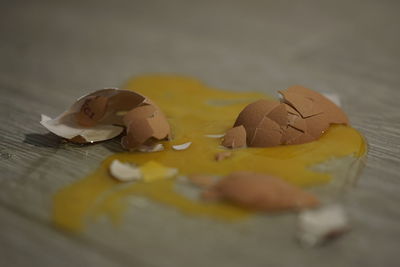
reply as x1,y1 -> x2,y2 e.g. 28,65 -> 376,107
53,75 -> 366,232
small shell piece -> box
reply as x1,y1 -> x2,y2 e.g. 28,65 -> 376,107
202,171 -> 319,211
109,160 -> 142,182
40,88 -> 171,150
205,134 -> 225,138
215,151 -> 232,161
297,204 -> 349,246
172,142 -> 192,151
221,125 -> 247,149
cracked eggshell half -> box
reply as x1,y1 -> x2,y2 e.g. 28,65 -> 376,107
221,125 -> 247,149
40,88 -> 149,143
228,99 -> 288,148
41,88 -> 171,148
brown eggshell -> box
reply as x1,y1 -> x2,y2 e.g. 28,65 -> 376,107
203,171 -> 319,211
282,85 -> 348,124
304,114 -> 330,139
286,111 -> 307,132
280,91 -> 323,118
215,151 -> 232,161
266,103 -> 288,127
147,109 -> 171,140
121,119 -> 154,149
75,96 -> 109,127
281,125 -> 304,145
222,125 -> 247,149
249,117 -> 282,147
286,132 -> 316,145
123,105 -> 156,125
229,100 -> 287,148
234,99 -> 280,129
122,104 -> 170,150
107,90 -> 146,112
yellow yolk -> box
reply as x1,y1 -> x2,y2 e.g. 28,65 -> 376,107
53,75 -> 366,232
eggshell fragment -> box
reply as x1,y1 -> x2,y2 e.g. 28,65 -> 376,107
121,104 -> 170,150
221,125 -> 247,149
40,114 -> 124,144
234,100 -> 280,129
223,85 -> 349,148
298,204 -> 349,246
215,151 -> 232,161
280,85 -> 348,124
249,117 -> 283,147
202,171 -> 319,211
109,160 -> 142,182
205,134 -> 225,138
75,95 -> 109,127
231,100 -> 288,147
41,88 -> 171,150
172,142 -> 192,150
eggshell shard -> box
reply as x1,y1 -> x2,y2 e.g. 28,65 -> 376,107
205,134 -> 225,138
230,99 -> 287,148
224,85 -> 349,148
203,171 -> 319,211
249,117 -> 283,147
221,125 -> 247,149
215,151 -> 232,161
122,104 -> 170,150
280,85 -> 348,124
172,142 -> 192,151
41,88 -> 171,149
234,99 -> 280,129
75,95 -> 109,127
40,113 -> 124,144
109,160 -> 142,182
298,204 -> 350,247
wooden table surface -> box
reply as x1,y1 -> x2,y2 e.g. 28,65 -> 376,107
1,0 -> 399,266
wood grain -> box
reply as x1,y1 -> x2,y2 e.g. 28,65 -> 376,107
1,0 -> 399,266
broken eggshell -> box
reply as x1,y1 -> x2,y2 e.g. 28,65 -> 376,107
202,171 -> 319,211
297,204 -> 350,246
41,88 -> 171,149
221,125 -> 247,149
172,142 -> 192,151
109,159 -> 142,182
230,99 -> 288,148
224,86 -> 349,148
121,104 -> 170,150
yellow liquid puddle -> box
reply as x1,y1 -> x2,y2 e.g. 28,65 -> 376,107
53,74 -> 366,232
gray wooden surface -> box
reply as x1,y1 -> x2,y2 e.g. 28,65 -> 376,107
1,0 -> 400,266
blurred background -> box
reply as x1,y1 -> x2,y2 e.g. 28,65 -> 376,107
1,0 -> 399,266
